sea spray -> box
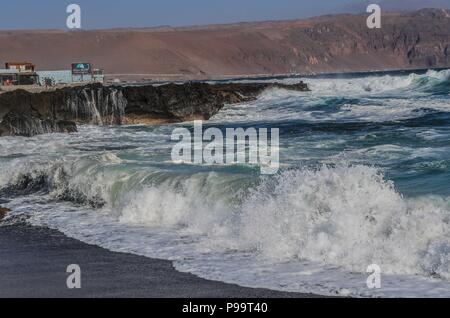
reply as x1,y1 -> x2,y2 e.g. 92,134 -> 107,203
65,87 -> 127,125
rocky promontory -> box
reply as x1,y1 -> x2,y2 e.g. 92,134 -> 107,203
0,81 -> 309,137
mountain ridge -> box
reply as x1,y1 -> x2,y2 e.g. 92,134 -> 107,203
0,8 -> 449,80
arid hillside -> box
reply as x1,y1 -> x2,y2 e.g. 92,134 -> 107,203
1,8 -> 449,80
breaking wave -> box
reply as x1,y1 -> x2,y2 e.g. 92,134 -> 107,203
213,69 -> 450,124
306,69 -> 450,95
116,165 -> 450,282
239,166 -> 450,279
2,159 -> 450,283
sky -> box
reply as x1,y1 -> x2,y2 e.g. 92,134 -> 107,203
1,0 -> 449,30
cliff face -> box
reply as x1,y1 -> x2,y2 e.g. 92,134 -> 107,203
0,9 -> 449,79
0,82 -> 309,137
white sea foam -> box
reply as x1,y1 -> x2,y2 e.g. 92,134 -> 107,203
213,69 -> 450,124
300,69 -> 450,95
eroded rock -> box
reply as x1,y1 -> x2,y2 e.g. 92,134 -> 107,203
0,81 -> 309,137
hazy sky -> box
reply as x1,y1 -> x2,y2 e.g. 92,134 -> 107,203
1,0 -> 449,30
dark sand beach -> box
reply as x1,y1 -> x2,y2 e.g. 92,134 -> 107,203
0,223 -> 319,298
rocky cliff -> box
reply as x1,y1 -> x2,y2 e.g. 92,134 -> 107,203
0,81 -> 309,137
0,9 -> 449,79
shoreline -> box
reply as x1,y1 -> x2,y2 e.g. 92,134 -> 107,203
0,222 -> 323,298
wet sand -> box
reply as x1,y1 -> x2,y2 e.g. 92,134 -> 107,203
0,223 -> 321,298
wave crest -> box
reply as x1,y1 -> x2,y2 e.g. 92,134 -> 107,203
240,166 -> 450,279
113,164 -> 450,280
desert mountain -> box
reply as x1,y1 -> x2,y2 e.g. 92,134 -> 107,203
0,8 -> 449,80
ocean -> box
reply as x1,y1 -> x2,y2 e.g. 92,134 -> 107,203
1,69 -> 450,297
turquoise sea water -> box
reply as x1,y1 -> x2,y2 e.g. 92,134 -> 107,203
1,69 -> 450,297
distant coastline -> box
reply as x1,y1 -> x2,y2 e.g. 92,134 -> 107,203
1,9 -> 449,83
164,66 -> 450,83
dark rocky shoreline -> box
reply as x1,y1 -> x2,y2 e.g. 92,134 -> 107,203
0,81 -> 309,137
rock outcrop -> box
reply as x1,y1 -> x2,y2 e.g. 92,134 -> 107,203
0,81 -> 309,137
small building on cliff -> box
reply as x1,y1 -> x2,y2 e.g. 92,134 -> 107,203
0,62 -> 39,86
5,62 -> 35,72
0,61 -> 104,86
